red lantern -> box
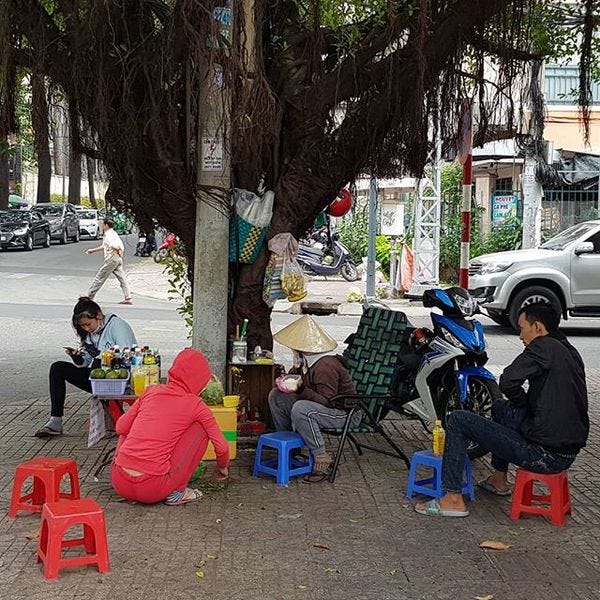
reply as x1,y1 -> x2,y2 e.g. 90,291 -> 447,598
327,189 -> 352,217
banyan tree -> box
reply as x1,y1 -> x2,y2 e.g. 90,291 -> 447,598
1,1 -> 597,347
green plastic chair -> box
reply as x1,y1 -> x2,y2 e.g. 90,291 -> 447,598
326,306 -> 411,482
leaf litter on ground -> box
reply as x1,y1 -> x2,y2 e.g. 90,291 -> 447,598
479,540 -> 512,551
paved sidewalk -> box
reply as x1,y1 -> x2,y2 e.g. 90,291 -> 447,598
2,377 -> 600,599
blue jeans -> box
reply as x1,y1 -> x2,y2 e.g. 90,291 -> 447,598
442,411 -> 576,494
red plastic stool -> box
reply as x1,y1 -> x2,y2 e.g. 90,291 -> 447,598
37,498 -> 110,580
8,457 -> 81,517
510,469 -> 571,526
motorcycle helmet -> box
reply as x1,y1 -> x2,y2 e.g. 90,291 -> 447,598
327,189 -> 352,217
408,327 -> 434,352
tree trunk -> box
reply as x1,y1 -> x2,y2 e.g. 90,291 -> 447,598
86,156 -> 97,208
31,73 -> 51,203
0,140 -> 9,210
68,107 -> 81,205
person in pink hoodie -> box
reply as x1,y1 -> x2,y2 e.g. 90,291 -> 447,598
111,348 -> 229,505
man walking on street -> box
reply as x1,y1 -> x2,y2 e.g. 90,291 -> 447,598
85,217 -> 133,304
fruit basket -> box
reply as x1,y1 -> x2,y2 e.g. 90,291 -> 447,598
89,372 -> 130,396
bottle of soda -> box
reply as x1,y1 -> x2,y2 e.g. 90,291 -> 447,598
113,346 -> 121,369
101,347 -> 114,370
432,420 -> 446,456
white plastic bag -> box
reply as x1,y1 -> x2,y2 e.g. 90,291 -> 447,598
234,188 -> 274,227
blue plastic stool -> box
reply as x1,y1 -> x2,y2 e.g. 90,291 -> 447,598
253,432 -> 314,486
405,449 -> 475,500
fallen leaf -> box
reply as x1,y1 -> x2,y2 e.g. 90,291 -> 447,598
349,519 -> 359,523
278,512 -> 303,520
507,530 -> 521,537
313,543 -> 330,550
195,571 -> 205,579
215,518 -> 222,524
474,595 -> 494,600
297,585 -> 307,590
401,504 -> 410,509
479,540 -> 512,551
207,555 -> 218,560
389,569 -> 399,575
195,560 -> 205,568
24,531 -> 39,540
324,567 -> 339,574
236,503 -> 243,508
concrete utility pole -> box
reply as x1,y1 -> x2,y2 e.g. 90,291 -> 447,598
365,177 -> 378,301
191,3 -> 237,381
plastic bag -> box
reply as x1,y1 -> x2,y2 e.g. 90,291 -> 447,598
281,238 -> 307,302
229,188 -> 274,263
262,234 -> 293,306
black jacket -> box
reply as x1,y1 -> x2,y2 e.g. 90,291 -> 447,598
499,334 -> 589,453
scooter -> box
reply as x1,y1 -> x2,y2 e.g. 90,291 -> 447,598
392,287 -> 501,458
134,230 -> 157,257
297,232 -> 359,281
153,232 -> 177,263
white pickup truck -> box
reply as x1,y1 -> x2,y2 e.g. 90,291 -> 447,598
469,220 -> 600,329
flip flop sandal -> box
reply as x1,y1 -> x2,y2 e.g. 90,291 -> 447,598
414,499 -> 470,518
164,488 -> 203,506
477,478 -> 511,497
302,471 -> 330,484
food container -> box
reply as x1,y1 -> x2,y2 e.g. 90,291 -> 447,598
89,373 -> 130,396
231,340 -> 247,363
223,394 -> 241,408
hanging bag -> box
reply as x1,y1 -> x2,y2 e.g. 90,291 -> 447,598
281,236 -> 307,302
229,188 -> 274,264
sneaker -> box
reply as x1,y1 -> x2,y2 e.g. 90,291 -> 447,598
34,425 -> 63,438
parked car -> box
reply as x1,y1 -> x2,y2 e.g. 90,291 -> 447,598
32,203 -> 80,244
0,209 -> 51,251
469,220 -> 600,329
76,208 -> 100,239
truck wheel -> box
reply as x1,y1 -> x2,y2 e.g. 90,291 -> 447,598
508,286 -> 562,331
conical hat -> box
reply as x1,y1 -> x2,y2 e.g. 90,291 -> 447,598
273,315 -> 337,354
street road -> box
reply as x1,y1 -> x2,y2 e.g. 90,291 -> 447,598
1,236 -> 600,405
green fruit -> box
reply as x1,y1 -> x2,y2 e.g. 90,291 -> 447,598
105,370 -> 119,379
90,368 -> 106,379
118,369 -> 129,379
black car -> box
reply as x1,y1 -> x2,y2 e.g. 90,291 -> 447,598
32,203 -> 80,244
0,210 -> 51,251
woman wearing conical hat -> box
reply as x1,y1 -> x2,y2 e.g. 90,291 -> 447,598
268,315 -> 361,482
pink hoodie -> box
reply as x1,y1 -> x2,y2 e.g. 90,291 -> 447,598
114,348 -> 229,474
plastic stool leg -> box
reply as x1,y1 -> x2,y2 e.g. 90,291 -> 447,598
548,477 -> 566,527
43,523 -> 64,580
405,460 -> 419,499
434,462 -> 443,499
563,475 -> 572,515
276,443 -> 290,486
252,440 -> 264,478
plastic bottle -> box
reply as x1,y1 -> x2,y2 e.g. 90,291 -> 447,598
112,346 -> 121,369
101,348 -> 114,370
432,420 -> 446,456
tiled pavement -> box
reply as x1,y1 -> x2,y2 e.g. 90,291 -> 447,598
1,377 -> 600,600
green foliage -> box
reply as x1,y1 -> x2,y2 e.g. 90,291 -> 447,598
162,245 -> 193,337
338,205 -> 368,263
200,376 -> 225,406
49,193 -> 105,208
439,163 -> 523,283
375,235 -> 391,277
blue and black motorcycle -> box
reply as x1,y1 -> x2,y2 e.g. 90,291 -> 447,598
393,286 -> 501,458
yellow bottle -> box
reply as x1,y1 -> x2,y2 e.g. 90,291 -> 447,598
432,419 -> 446,456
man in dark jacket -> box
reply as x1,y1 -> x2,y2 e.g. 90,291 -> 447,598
415,302 -> 588,518
269,316 -> 359,482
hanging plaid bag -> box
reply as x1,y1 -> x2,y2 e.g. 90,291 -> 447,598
229,188 -> 274,264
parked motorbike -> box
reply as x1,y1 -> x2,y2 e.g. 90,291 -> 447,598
153,232 -> 177,263
392,286 -> 501,458
134,230 -> 157,257
297,232 -> 358,281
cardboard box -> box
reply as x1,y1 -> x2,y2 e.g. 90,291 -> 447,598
202,405 -> 237,460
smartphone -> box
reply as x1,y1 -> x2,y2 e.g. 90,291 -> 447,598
63,346 -> 78,355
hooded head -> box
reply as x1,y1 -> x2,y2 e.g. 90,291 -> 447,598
167,348 -> 212,395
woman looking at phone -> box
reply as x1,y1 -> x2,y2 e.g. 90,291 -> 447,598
35,296 -> 137,438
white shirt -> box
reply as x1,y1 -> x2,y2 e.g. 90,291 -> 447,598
102,228 -> 124,259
